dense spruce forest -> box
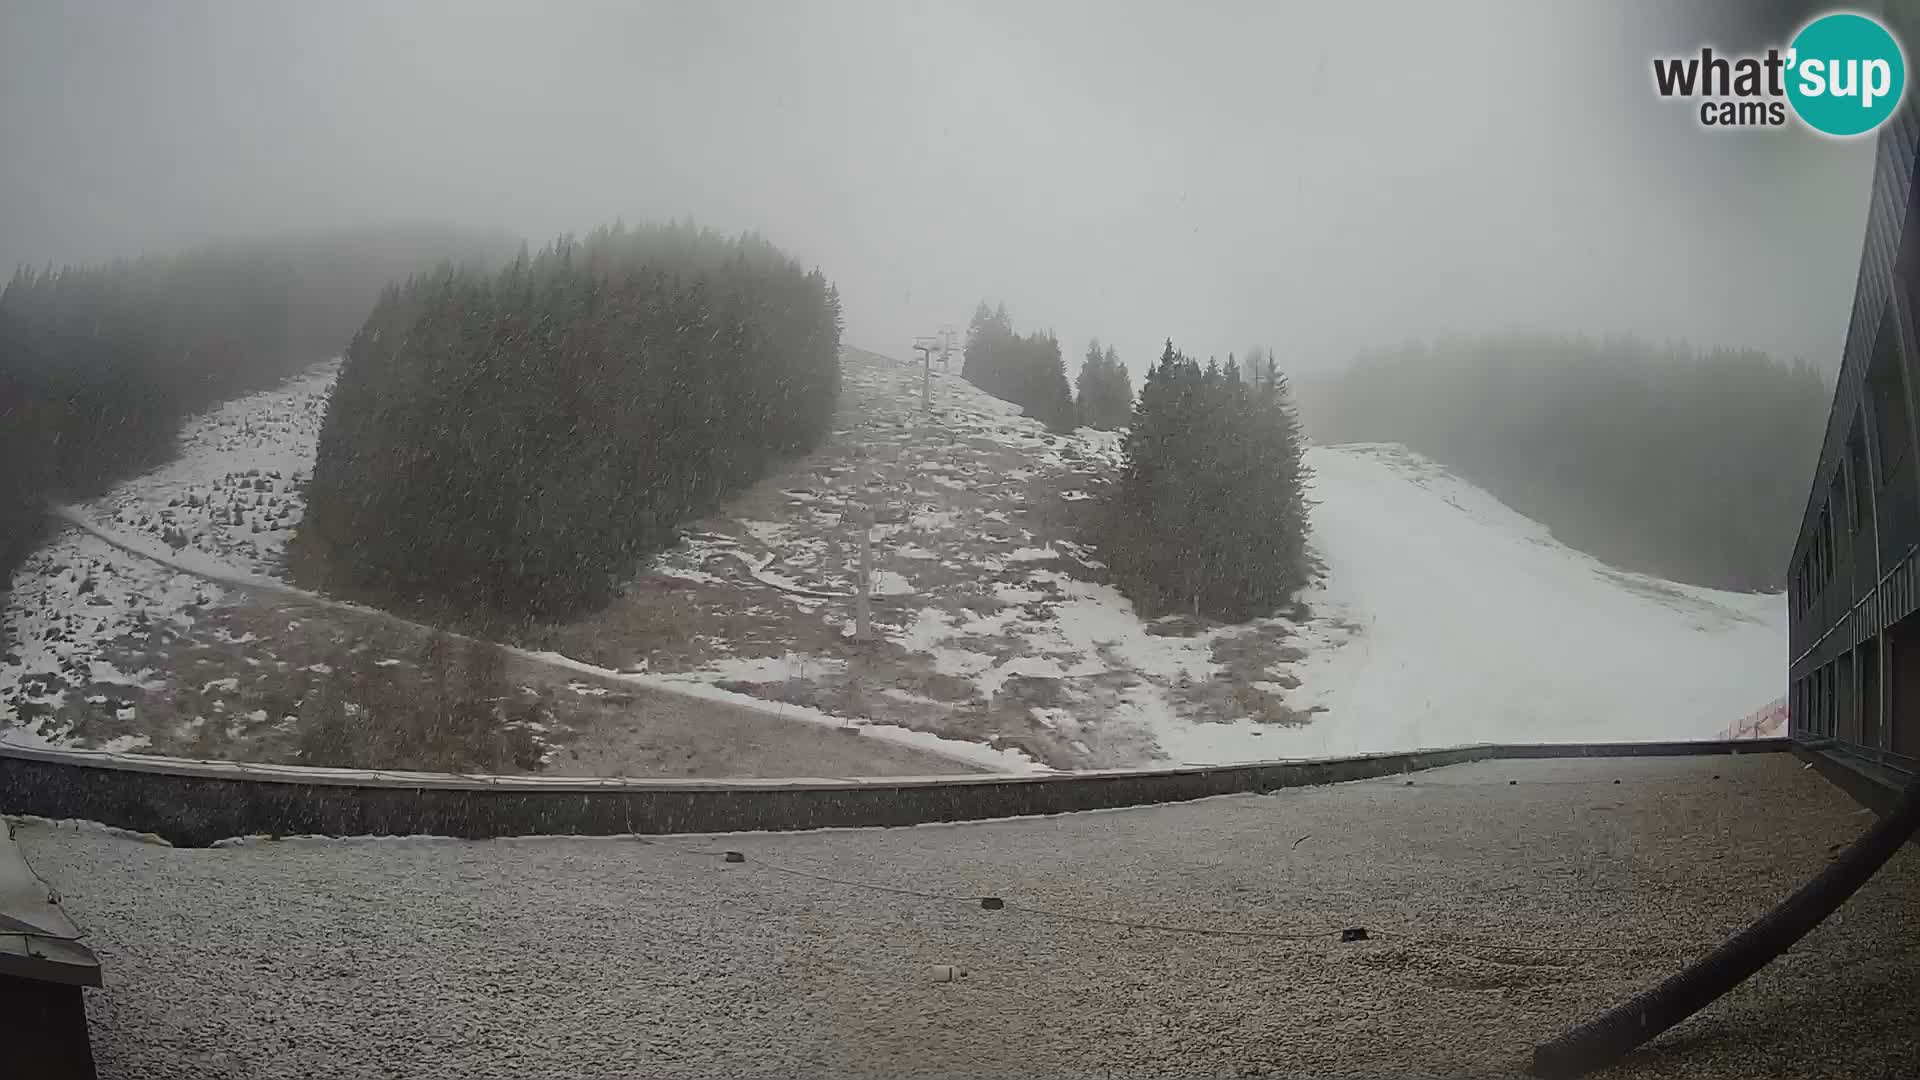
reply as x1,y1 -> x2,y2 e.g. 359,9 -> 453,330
0,226 -> 510,588
1074,339 -> 1133,430
1299,333 -> 1830,592
1098,343 -> 1312,620
295,221 -> 842,620
961,302 -> 1075,431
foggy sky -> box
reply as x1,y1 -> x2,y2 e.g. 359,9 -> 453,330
0,0 -> 1881,376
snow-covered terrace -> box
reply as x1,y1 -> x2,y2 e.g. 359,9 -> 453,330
16,751 -> 1917,1079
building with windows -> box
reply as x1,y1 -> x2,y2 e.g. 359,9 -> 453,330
1788,96 -> 1920,792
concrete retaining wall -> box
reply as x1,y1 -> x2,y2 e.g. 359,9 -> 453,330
1794,741 -> 1917,827
1492,739 -> 1790,758
0,739 -> 1790,847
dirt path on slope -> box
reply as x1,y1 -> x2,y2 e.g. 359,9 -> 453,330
7,516 -> 988,778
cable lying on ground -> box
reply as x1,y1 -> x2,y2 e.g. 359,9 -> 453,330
678,844 -> 1679,957
1528,773 -> 1920,1079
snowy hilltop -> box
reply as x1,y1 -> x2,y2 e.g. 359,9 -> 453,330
1,346 -> 1786,772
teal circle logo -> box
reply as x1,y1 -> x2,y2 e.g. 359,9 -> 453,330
1786,12 -> 1906,136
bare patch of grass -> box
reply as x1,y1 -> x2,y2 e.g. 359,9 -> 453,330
294,633 -> 545,773
531,578 -> 842,674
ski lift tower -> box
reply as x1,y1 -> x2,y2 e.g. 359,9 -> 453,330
937,324 -> 958,369
912,335 -> 939,413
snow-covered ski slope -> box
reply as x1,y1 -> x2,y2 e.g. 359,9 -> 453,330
1197,444 -> 1786,763
2,346 -> 1786,772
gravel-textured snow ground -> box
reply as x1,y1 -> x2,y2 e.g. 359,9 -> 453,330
19,753 -> 1917,1080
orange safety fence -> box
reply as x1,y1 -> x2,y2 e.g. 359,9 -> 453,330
1722,697 -> 1789,740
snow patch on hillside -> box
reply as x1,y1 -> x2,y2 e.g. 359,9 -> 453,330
89,362 -> 335,577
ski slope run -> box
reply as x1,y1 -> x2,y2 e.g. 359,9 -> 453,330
1226,443 -> 1785,763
